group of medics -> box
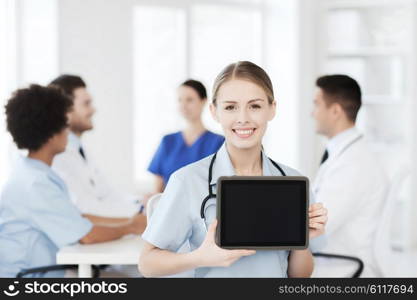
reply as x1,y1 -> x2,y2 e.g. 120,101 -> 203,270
0,60 -> 387,278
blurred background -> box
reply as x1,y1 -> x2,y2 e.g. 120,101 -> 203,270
0,0 -> 416,267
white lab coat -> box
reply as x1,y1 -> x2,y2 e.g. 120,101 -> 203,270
312,127 -> 388,277
52,133 -> 139,217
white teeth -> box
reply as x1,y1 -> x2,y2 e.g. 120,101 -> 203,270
235,129 -> 253,135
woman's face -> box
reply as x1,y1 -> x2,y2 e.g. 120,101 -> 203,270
210,79 -> 276,150
178,85 -> 206,122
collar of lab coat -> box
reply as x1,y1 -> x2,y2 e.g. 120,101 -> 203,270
326,127 -> 362,159
67,132 -> 83,151
209,143 -> 273,186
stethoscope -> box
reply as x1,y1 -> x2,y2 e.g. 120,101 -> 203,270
200,151 -> 287,220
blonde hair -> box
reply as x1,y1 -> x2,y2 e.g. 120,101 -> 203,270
212,61 -> 275,105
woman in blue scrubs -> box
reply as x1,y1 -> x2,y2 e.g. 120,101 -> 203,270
147,79 -> 224,192
139,61 -> 328,278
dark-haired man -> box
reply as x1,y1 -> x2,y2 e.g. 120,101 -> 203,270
49,75 -> 140,218
311,75 -> 388,277
0,85 -> 146,277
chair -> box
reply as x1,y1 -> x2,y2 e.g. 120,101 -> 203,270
146,193 -> 162,222
312,253 -> 364,278
14,196 -> 168,279
373,168 -> 411,277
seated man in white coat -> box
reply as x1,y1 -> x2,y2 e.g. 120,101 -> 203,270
311,75 -> 388,277
50,75 -> 142,219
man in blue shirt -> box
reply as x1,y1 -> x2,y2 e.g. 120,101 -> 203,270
0,85 -> 146,277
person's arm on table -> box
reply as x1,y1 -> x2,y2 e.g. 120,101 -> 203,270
82,213 -> 146,226
80,214 -> 146,244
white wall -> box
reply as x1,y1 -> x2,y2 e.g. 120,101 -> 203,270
58,0 -> 136,192
0,0 -> 17,188
56,0 -> 318,192
262,0 -> 299,170
1,0 -> 58,187
295,0 -> 321,178
19,0 -> 58,85
410,0 -> 417,249
263,0 -> 318,178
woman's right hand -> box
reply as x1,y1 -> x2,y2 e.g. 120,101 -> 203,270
194,219 -> 256,268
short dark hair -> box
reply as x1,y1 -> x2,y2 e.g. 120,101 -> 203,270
49,74 -> 86,99
5,84 -> 73,151
181,79 -> 207,100
316,74 -> 362,122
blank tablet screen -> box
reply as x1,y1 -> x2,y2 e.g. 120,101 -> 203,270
219,178 -> 307,248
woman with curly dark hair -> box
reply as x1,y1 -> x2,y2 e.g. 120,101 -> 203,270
0,85 -> 146,277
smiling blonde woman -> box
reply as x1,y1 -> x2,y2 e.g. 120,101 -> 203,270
138,61 -> 328,278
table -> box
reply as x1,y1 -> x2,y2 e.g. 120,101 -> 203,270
56,234 -> 144,277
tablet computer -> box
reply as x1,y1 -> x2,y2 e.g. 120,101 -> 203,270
216,176 -> 309,250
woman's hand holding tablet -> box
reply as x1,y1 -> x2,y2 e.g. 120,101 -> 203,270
308,203 -> 328,239
194,220 -> 256,268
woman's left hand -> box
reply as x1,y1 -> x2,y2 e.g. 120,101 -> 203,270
309,202 -> 327,239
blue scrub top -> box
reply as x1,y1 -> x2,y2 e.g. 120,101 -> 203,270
148,131 -> 224,185
0,156 -> 93,277
143,143 -> 325,278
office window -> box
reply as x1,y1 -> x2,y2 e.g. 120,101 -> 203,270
133,6 -> 187,183
190,4 -> 262,130
20,0 -> 59,85
133,1 -> 263,183
0,0 -> 58,188
0,0 -> 17,188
